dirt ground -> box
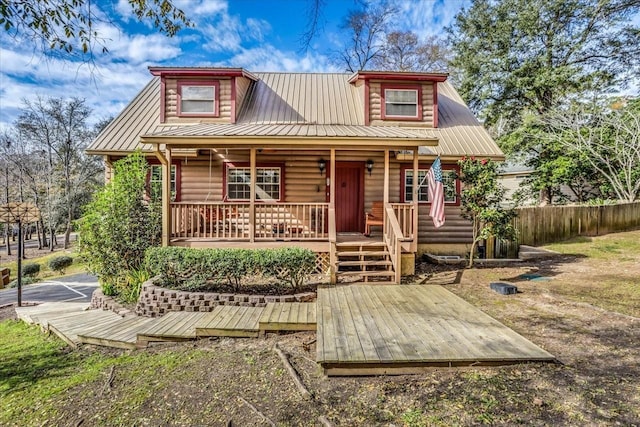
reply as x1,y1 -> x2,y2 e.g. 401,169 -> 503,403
3,231 -> 640,426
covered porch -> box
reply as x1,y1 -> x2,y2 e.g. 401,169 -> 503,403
145,132 -> 436,283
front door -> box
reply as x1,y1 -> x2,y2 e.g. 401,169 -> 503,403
334,162 -> 364,232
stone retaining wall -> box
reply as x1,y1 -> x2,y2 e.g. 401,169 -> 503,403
90,288 -> 133,317
135,279 -> 316,317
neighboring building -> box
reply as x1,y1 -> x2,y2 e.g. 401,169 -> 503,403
87,68 -> 504,283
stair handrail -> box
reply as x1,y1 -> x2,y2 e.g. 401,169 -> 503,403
383,203 -> 404,284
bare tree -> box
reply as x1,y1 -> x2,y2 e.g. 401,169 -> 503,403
542,103 -> 640,202
373,31 -> 451,72
335,1 -> 398,72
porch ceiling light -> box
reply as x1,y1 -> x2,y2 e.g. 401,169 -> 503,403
318,158 -> 326,176
366,159 -> 374,176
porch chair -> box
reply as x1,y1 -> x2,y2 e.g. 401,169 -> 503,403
364,201 -> 384,237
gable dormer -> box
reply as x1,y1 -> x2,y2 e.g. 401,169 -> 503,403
149,67 -> 258,124
348,71 -> 448,128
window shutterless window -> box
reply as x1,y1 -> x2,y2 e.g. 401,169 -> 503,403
149,164 -> 177,201
226,167 -> 282,201
177,81 -> 219,116
384,89 -> 418,118
404,168 -> 458,204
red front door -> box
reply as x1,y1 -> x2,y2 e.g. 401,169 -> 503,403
334,162 -> 365,232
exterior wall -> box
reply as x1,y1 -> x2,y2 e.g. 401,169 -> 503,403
235,76 -> 253,114
164,77 -> 232,123
104,156 -> 113,183
368,80 -> 435,127
173,150 -> 472,245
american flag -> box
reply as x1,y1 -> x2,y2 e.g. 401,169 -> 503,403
427,157 -> 445,228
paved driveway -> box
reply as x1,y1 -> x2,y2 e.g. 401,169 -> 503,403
0,273 -> 98,306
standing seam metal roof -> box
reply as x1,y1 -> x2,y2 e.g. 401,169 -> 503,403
87,72 -> 503,158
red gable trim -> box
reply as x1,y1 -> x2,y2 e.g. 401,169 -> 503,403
348,71 -> 448,84
433,83 -> 439,128
149,67 -> 258,81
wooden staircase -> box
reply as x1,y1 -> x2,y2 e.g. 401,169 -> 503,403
335,241 -> 397,284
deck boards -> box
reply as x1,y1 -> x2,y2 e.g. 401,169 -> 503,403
317,285 -> 555,375
196,306 -> 265,337
45,310 -> 124,347
258,302 -> 316,332
78,317 -> 157,350
137,312 -> 209,341
15,302 -> 90,324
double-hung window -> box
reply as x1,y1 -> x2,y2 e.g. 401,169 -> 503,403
403,167 -> 458,204
383,86 -> 421,119
149,164 -> 177,201
226,166 -> 282,201
178,81 -> 219,116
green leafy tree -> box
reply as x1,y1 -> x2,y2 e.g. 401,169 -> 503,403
448,0 -> 640,203
459,157 -> 516,267
77,151 -> 161,296
1,0 -> 191,58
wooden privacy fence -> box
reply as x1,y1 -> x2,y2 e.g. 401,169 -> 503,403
513,202 -> 640,246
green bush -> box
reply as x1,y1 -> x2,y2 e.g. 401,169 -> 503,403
145,246 -> 316,292
260,247 -> 316,291
22,264 -> 41,278
77,151 -> 161,297
48,256 -> 73,274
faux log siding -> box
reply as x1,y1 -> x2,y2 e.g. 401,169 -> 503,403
235,77 -> 252,114
164,78 -> 232,123
368,81 -> 435,126
419,206 -> 473,244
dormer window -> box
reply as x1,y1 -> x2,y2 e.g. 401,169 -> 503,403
177,81 -> 220,117
381,84 -> 423,121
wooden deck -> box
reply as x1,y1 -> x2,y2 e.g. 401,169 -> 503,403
78,317 -> 157,350
15,302 -> 90,324
196,306 -> 265,338
137,312 -> 209,343
45,311 -> 124,347
259,302 -> 316,334
317,285 -> 555,376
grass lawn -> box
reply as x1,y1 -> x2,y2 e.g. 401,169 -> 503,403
0,230 -> 638,426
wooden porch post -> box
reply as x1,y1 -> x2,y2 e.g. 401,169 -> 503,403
383,149 -> 389,204
154,145 -> 171,247
329,148 -> 336,284
249,147 -> 256,243
412,148 -> 419,252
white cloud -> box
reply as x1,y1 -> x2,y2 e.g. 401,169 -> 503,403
397,0 -> 468,38
216,45 -> 337,72
199,14 -> 272,53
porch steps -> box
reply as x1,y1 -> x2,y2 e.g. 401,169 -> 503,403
335,241 -> 396,284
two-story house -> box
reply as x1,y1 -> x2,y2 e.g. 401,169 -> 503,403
87,68 -> 504,284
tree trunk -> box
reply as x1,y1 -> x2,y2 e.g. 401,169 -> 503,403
4,222 -> 10,256
64,206 -> 72,249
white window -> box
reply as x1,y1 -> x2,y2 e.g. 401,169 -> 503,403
405,169 -> 457,203
180,85 -> 216,114
227,167 -> 281,201
150,164 -> 177,201
385,89 -> 418,118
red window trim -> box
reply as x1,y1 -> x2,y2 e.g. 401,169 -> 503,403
223,162 -> 285,202
147,159 -> 181,202
400,163 -> 460,206
177,80 -> 220,118
381,83 -> 423,121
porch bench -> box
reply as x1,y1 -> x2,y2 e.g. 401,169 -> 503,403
365,201 -> 384,236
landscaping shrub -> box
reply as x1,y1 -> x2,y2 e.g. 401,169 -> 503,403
48,256 -> 73,274
145,246 -> 316,292
260,247 -> 316,291
77,151 -> 161,298
22,264 -> 41,278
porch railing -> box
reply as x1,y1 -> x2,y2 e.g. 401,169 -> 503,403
383,203 -> 404,284
170,202 -> 329,240
390,203 -> 414,240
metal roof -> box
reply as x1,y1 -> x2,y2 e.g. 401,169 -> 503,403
87,72 -> 503,159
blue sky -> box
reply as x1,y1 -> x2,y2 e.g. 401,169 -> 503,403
0,0 -> 467,129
